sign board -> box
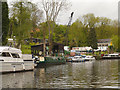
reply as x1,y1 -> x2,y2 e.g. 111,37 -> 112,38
39,57 -> 45,61
39,51 -> 42,55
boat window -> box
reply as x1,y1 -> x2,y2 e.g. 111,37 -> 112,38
111,55 -> 114,57
11,53 -> 20,58
104,55 -> 108,56
1,52 -> 11,57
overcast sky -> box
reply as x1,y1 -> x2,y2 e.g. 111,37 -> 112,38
8,0 -> 119,25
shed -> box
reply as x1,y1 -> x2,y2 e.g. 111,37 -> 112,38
31,42 -> 64,56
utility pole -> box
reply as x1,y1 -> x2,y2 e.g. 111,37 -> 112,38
65,12 -> 74,46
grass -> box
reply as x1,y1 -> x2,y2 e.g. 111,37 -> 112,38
21,44 -> 31,54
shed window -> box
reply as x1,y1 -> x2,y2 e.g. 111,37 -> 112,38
11,53 -> 20,58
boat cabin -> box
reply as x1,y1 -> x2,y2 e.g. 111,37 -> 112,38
0,46 -> 23,62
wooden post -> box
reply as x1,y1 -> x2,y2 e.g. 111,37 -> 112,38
43,25 -> 46,57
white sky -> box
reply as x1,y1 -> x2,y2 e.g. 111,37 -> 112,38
8,0 -> 119,25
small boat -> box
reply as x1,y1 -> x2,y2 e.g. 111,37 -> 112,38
0,46 -> 35,73
71,56 -> 85,62
66,56 -> 73,62
84,55 -> 95,61
101,53 -> 120,59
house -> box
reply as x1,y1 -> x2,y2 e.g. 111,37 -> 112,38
71,47 -> 92,55
96,39 -> 112,51
72,47 -> 92,52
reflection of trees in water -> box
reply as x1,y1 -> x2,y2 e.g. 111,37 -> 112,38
90,60 -> 118,88
34,68 -> 46,88
34,65 -> 68,88
2,71 -> 34,88
61,62 -> 94,87
2,60 -> 118,88
64,60 -> 118,88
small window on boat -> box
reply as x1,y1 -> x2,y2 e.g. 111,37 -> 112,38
1,52 -> 11,57
11,53 -> 20,58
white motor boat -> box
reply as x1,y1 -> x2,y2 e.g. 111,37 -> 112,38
102,53 -> 120,59
0,46 -> 35,73
72,56 -> 85,62
84,55 -> 95,61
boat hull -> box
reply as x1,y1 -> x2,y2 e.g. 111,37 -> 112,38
35,57 -> 66,68
101,57 -> 120,59
0,60 -> 34,74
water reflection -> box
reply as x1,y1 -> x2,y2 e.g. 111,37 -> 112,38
1,60 -> 119,88
2,71 -> 34,88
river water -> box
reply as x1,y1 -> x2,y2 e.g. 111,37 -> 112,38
1,60 -> 120,89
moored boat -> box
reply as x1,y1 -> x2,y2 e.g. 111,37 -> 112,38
83,55 -> 95,61
34,56 -> 66,68
71,56 -> 85,62
0,46 -> 35,73
101,53 -> 120,59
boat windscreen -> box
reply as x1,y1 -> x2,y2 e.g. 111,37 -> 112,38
0,52 -> 1,56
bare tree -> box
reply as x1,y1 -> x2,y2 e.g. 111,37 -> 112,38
41,0 -> 70,55
31,3 -> 43,31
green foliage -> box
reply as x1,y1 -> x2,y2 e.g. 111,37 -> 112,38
2,2 -> 9,45
83,13 -> 97,27
87,27 -> 98,49
21,44 -> 31,54
9,0 -> 43,48
111,35 -> 119,51
68,20 -> 87,47
64,50 -> 70,55
10,1 -> 33,44
54,25 -> 67,43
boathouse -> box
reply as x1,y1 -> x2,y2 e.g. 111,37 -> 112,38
31,42 -> 64,56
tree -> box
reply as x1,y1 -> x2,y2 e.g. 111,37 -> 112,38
68,19 -> 87,47
30,3 -> 43,38
87,27 -> 98,49
39,22 -> 48,56
54,25 -> 67,44
95,17 -> 112,39
41,0 -> 70,55
10,0 -> 43,48
10,1 -> 32,48
2,2 -> 9,45
111,35 -> 119,52
82,13 -> 98,28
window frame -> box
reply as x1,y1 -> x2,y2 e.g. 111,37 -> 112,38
1,52 -> 11,57
11,53 -> 20,58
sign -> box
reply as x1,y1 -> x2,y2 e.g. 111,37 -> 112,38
39,57 -> 45,61
39,51 -> 42,55
110,42 -> 112,46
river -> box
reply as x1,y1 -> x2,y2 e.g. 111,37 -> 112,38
1,60 -> 120,89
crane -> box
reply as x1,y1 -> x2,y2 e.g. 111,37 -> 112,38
65,12 -> 74,45
67,12 -> 74,27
